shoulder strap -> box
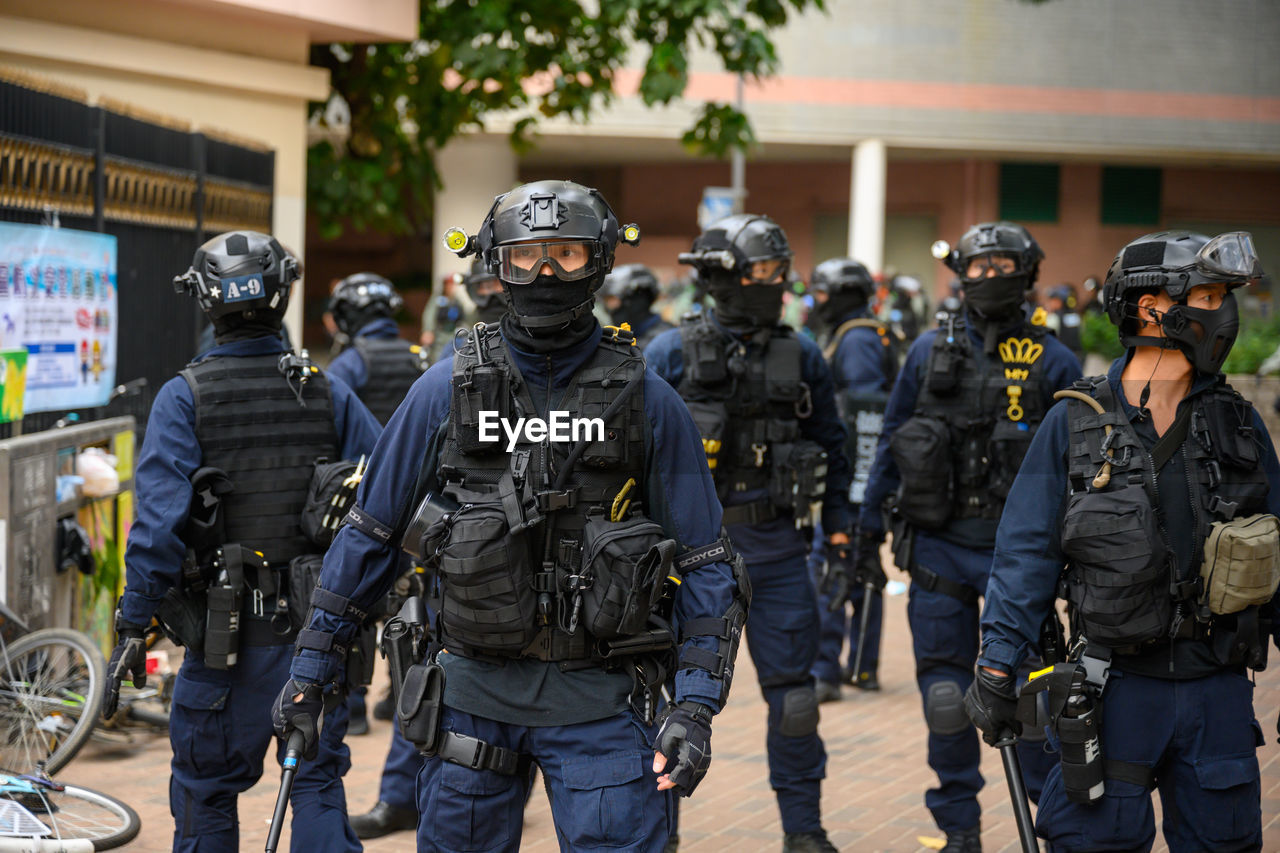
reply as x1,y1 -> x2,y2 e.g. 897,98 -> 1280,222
1150,405 -> 1192,472
822,318 -> 885,362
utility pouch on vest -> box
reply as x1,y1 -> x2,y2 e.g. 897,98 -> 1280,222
398,658 -> 446,753
286,554 -> 326,630
889,415 -> 953,529
925,340 -> 964,395
437,502 -> 539,654
154,587 -> 206,653
301,459 -> 360,548
987,419 -> 1035,501
452,363 -> 510,455
580,515 -> 676,639
769,440 -> 828,521
764,338 -> 803,403
1200,399 -> 1260,469
688,332 -> 728,385
402,491 -> 462,562
1060,484 -> 1170,647
684,401 -> 728,473
1200,513 -> 1280,615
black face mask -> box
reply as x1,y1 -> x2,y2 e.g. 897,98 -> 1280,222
814,292 -> 868,331
1159,293 -> 1239,376
711,280 -> 784,329
504,275 -> 595,336
470,289 -> 509,325
610,293 -> 654,330
962,274 -> 1029,323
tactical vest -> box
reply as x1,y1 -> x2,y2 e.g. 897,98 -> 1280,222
822,317 -> 900,386
434,325 -> 649,662
181,352 -> 339,566
675,314 -> 811,501
352,337 -> 427,425
894,318 -> 1049,525
1060,375 -> 1270,652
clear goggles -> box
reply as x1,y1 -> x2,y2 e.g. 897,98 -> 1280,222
962,252 -> 1021,280
1195,231 -> 1263,282
496,240 -> 599,285
742,257 -> 790,285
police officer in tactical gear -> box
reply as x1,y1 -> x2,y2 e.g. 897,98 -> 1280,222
327,272 -> 428,426
859,222 -> 1081,853
647,214 -> 854,853
600,263 -> 674,348
968,230 -> 1280,853
1043,283 -> 1085,364
103,231 -> 380,853
273,180 -> 748,852
807,258 -> 898,699
462,256 -> 510,327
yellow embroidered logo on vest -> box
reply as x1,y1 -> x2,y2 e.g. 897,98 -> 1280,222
998,337 -> 1043,421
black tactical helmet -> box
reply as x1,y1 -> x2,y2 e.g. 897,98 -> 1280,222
811,258 -> 874,299
328,272 -> 403,337
475,180 -> 626,288
680,213 -> 793,284
1102,230 -> 1261,329
600,264 -> 661,302
174,230 -> 299,321
940,221 -> 1043,287
462,256 -> 497,289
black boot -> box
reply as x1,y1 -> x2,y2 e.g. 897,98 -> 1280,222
347,712 -> 370,736
941,825 -> 981,853
663,834 -> 679,853
851,667 -> 879,691
372,690 -> 395,721
349,801 -> 418,839
781,829 -> 838,852
814,680 -> 842,703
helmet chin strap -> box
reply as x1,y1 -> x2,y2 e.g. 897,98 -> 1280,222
509,297 -> 595,331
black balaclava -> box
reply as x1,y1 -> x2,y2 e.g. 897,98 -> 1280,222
501,275 -> 597,353
611,292 -> 655,330
213,310 -> 284,345
963,274 -> 1030,353
709,273 -> 784,330
814,291 -> 869,331
470,287 -> 509,325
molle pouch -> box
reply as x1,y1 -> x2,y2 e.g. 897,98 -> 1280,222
581,515 -> 675,639
577,369 -> 633,469
987,418 -> 1035,501
764,338 -> 804,403
301,458 -> 359,548
769,441 -> 828,519
1060,484 -> 1170,647
402,491 -> 462,562
452,362 -> 510,455
397,659 -> 445,753
286,553 -> 327,630
1200,398 -> 1260,470
1200,513 -> 1280,615
889,415 -> 953,530
436,503 -> 539,653
688,332 -> 728,386
684,401 -> 729,473
346,623 -> 377,689
154,588 -> 206,653
925,340 -> 964,395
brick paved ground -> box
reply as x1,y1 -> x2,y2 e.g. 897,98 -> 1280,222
68,586 -> 1280,852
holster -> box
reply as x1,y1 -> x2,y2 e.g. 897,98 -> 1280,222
381,597 -> 427,711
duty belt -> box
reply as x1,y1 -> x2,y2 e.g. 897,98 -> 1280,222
908,563 -> 980,606
721,498 -> 778,527
436,730 -> 533,776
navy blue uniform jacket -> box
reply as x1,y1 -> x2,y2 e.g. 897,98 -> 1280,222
326,317 -> 405,391
119,336 -> 382,626
979,356 -> 1280,675
292,324 -> 738,713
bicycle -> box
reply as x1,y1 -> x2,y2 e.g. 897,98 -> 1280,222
0,604 -> 105,777
0,768 -> 140,851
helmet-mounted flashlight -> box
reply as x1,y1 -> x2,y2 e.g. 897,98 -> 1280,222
443,227 -> 476,258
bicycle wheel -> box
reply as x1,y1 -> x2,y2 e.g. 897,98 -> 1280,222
0,783 -> 140,851
0,630 -> 106,775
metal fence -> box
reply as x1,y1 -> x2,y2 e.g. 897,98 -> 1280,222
0,73 -> 275,441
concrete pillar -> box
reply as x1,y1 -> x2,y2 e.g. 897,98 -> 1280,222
432,135 -> 520,289
847,139 -> 887,273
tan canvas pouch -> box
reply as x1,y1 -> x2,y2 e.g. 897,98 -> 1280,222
1200,513 -> 1280,615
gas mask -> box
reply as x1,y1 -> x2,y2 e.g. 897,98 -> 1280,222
1156,293 -> 1240,376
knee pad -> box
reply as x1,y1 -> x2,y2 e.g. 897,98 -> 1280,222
777,687 -> 819,737
924,681 -> 969,736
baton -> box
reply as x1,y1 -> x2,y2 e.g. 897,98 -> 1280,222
265,730 -> 307,853
996,736 -> 1039,853
850,579 -> 876,683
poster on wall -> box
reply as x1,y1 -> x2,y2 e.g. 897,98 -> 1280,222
0,223 -> 118,415
0,349 -> 27,424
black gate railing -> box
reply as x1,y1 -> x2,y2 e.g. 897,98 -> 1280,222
0,72 -> 275,440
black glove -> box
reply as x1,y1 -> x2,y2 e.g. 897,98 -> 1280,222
963,667 -> 1021,747
271,678 -> 327,761
819,540 -> 855,612
102,617 -> 148,719
852,531 -> 887,592
653,701 -> 714,797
